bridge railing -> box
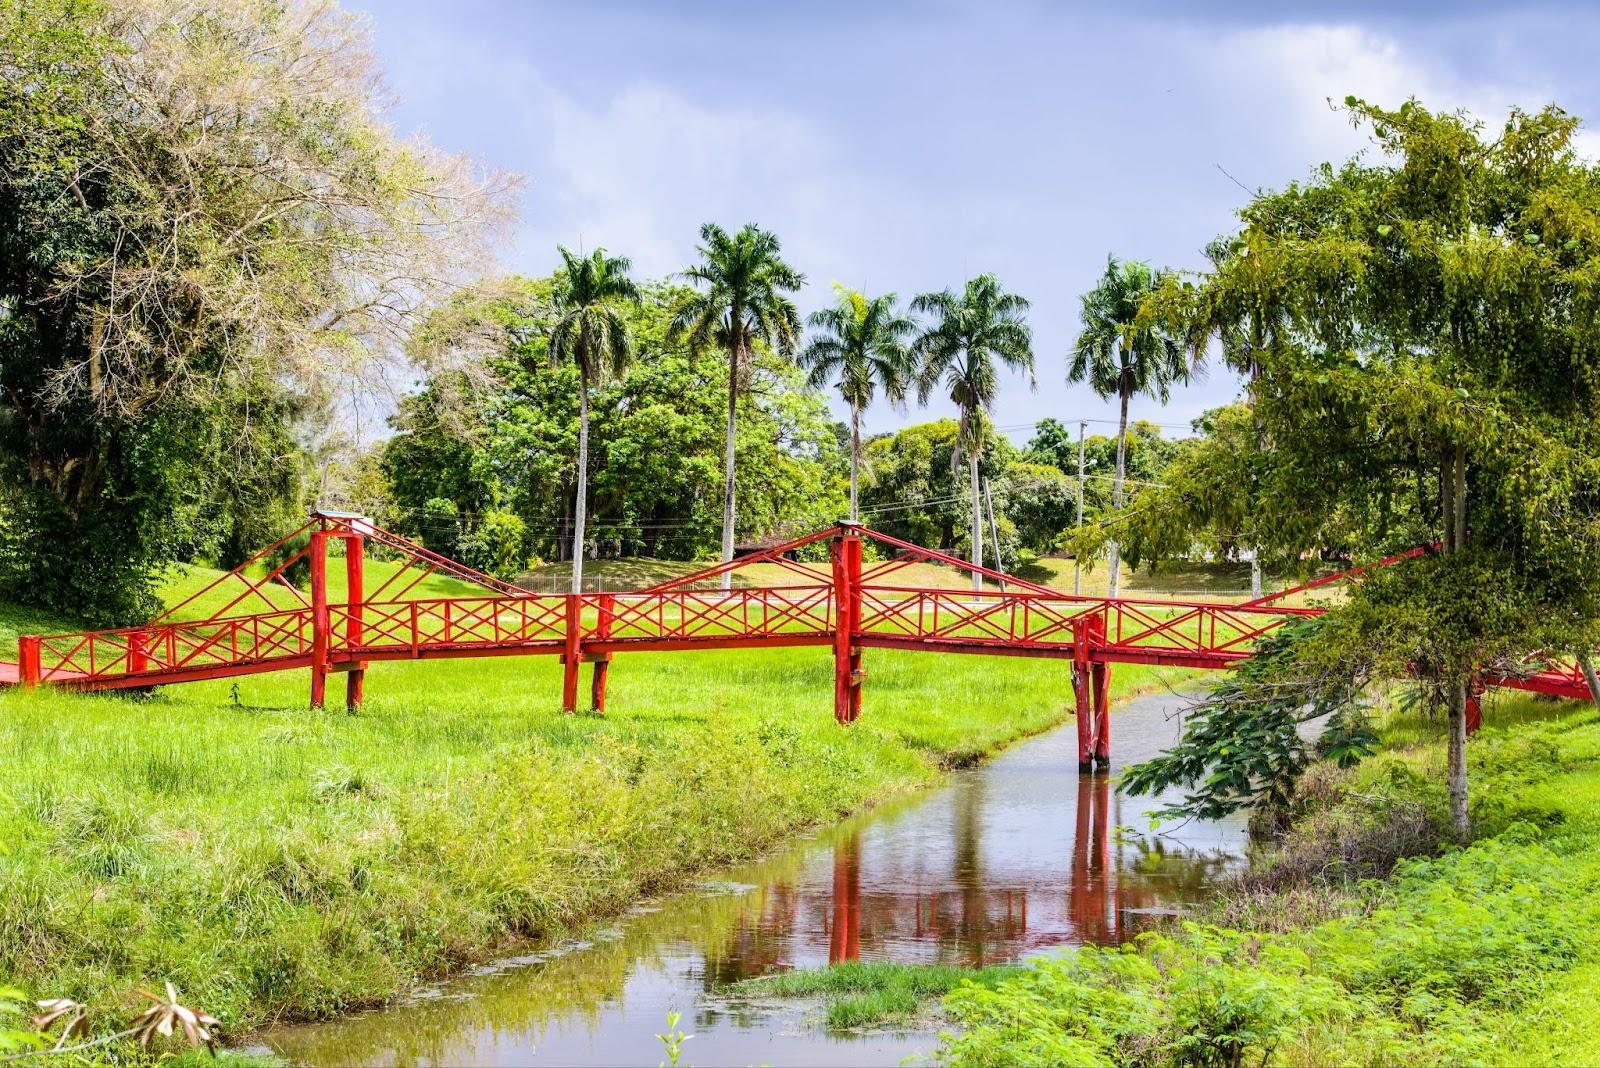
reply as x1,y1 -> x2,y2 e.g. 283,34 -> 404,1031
333,595 -> 568,654
599,584 -> 834,644
31,607 -> 314,685
854,584 -> 1320,663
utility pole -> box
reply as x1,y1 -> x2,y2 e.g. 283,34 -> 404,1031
1074,421 -> 1087,596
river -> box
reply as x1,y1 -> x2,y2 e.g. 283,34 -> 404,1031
260,690 -> 1247,1066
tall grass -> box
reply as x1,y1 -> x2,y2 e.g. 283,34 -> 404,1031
0,582 -> 1191,1034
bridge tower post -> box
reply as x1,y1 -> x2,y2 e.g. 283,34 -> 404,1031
344,529 -> 365,710
17,634 -> 40,688
1091,665 -> 1111,769
309,529 -> 329,708
127,630 -> 148,676
832,525 -> 864,723
562,594 -> 582,712
590,593 -> 614,713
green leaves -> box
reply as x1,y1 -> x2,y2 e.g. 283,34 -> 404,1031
1121,617 -> 1365,823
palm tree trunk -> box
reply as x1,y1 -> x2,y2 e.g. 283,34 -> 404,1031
850,402 -> 861,522
571,371 -> 590,595
1108,388 -> 1129,598
720,338 -> 740,592
970,450 -> 983,593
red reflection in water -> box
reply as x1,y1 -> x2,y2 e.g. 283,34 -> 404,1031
828,834 -> 861,963
810,771 -> 1151,971
1069,771 -> 1120,944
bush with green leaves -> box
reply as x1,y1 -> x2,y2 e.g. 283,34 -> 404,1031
940,928 -> 1349,1067
1120,617 -> 1375,828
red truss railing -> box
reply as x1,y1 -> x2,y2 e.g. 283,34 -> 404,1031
6,515 -> 1596,770
29,607 -> 315,689
852,585 -> 1321,667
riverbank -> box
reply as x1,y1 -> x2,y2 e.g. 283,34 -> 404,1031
0,589 -> 1194,1038
767,691 -> 1600,1065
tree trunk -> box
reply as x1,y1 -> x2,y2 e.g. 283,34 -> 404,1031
571,372 -> 590,595
1447,675 -> 1470,840
720,335 -> 741,592
1580,653 -> 1600,714
970,450 -> 983,592
1452,444 -> 1467,551
1443,442 -> 1470,837
1074,420 -> 1085,596
1108,388 -> 1129,598
849,402 -> 860,523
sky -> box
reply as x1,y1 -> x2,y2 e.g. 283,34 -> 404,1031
351,0 -> 1600,446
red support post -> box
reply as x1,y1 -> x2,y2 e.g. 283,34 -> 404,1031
832,528 -> 864,723
846,530 -> 863,721
1090,616 -> 1111,768
590,593 -> 614,713
562,594 -> 581,712
1466,679 -> 1484,736
128,631 -> 148,676
18,635 -> 40,688
309,530 -> 329,708
1072,619 -> 1093,772
1091,659 -> 1111,768
344,532 -> 365,710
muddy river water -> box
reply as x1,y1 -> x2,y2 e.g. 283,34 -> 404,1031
261,691 -> 1247,1066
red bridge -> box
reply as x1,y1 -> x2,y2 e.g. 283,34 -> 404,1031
1,512 -> 1590,770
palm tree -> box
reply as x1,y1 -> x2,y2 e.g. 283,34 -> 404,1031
799,285 -> 915,520
1068,256 -> 1187,598
912,274 -> 1035,591
670,223 -> 804,589
547,246 -> 639,594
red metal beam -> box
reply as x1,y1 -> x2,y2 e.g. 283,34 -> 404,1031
1242,544 -> 1432,607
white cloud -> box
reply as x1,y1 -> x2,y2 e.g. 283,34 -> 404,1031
533,83 -> 839,278
1213,23 -> 1588,167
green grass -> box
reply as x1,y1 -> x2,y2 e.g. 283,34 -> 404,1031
0,574 -> 1193,1042
728,961 -> 1022,1030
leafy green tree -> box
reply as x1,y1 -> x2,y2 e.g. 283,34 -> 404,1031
671,224 -> 804,588
912,275 -> 1035,590
0,0 -> 512,621
995,460 -> 1076,556
547,247 -> 640,592
388,278 -> 844,571
1026,418 -> 1186,527
799,286 -> 915,520
859,419 -> 1016,555
1068,257 -> 1187,597
1107,99 -> 1600,836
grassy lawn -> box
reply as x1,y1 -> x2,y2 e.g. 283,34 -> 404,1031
0,566 -> 1195,1038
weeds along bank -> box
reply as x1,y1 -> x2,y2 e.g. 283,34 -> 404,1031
0,615 -> 1190,1033
934,696 -> 1600,1066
